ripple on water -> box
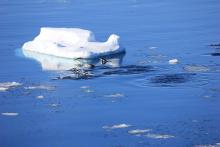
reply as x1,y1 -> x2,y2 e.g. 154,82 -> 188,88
150,73 -> 195,87
183,65 -> 210,72
130,72 -> 198,88
55,65 -> 154,80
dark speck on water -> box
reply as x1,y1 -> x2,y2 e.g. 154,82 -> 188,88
1,0 -> 220,147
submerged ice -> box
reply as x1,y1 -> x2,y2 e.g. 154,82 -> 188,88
22,27 -> 124,59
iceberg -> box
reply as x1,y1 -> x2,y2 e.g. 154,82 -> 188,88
22,27 -> 124,59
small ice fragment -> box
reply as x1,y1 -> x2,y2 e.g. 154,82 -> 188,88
1,112 -> 19,116
0,82 -> 22,92
103,123 -> 131,129
0,87 -> 8,91
148,46 -> 157,50
104,93 -> 124,98
36,95 -> 44,99
128,129 -> 151,134
145,133 -> 175,139
169,59 -> 178,64
22,27 -> 124,59
80,86 -> 90,89
195,143 -> 220,147
24,85 -> 55,90
49,103 -> 60,107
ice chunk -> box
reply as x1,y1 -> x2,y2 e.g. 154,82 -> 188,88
22,27 -> 124,59
195,143 -> 220,147
128,129 -> 151,134
24,85 -> 55,90
0,82 -> 22,92
103,123 -> 131,129
36,95 -> 44,99
1,112 -> 19,116
145,133 -> 175,139
104,93 -> 124,98
169,58 -> 178,64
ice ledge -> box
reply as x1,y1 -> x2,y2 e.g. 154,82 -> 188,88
22,27 -> 125,59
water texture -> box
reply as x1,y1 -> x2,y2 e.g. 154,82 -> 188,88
0,0 -> 220,147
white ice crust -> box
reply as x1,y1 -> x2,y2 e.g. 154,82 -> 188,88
22,27 -> 124,59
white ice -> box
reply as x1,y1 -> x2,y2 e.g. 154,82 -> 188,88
128,129 -> 151,135
22,27 -> 124,59
103,123 -> 131,129
0,82 -> 22,92
104,93 -> 124,98
195,143 -> 220,147
1,112 -> 19,116
36,95 -> 44,99
169,58 -> 179,64
145,133 -> 175,139
24,85 -> 55,90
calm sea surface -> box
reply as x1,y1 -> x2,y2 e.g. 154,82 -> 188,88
0,0 -> 220,147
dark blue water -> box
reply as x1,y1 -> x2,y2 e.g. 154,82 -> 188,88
1,0 -> 220,147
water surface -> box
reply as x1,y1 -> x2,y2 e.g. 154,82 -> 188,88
0,0 -> 220,147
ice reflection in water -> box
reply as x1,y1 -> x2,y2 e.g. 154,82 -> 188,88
21,49 -> 155,80
22,49 -> 125,71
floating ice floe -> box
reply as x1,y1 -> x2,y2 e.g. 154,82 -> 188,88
128,129 -> 151,135
148,46 -> 158,50
195,143 -> 220,147
80,86 -> 90,89
24,85 -> 55,90
36,95 -> 44,99
49,103 -> 60,107
0,82 -> 22,92
104,93 -> 124,98
1,112 -> 19,116
103,123 -> 131,129
168,58 -> 178,64
145,133 -> 175,139
22,27 -> 124,59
